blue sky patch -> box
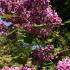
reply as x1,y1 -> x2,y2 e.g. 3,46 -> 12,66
0,17 -> 13,27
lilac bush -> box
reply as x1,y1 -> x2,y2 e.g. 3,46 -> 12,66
56,57 -> 70,70
0,0 -> 64,69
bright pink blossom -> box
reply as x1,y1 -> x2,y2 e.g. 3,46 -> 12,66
56,57 -> 70,70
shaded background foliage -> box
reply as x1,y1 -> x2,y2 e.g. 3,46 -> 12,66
50,0 -> 70,47
51,0 -> 70,21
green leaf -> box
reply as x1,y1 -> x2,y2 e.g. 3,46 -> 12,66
2,14 -> 16,19
54,47 -> 63,52
64,20 -> 70,24
65,32 -> 70,40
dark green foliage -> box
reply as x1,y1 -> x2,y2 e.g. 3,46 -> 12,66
0,27 -> 32,67
51,0 -> 70,21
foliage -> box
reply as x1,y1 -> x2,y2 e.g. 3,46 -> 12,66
51,0 -> 70,21
0,27 -> 32,67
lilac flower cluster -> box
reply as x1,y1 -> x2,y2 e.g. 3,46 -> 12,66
1,65 -> 36,70
56,57 -> 70,70
0,0 -> 62,38
32,44 -> 54,61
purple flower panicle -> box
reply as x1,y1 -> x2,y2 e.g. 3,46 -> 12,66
0,0 -> 62,38
56,57 -> 70,70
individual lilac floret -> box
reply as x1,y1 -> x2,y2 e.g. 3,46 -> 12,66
47,44 -> 54,50
56,57 -> 70,70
